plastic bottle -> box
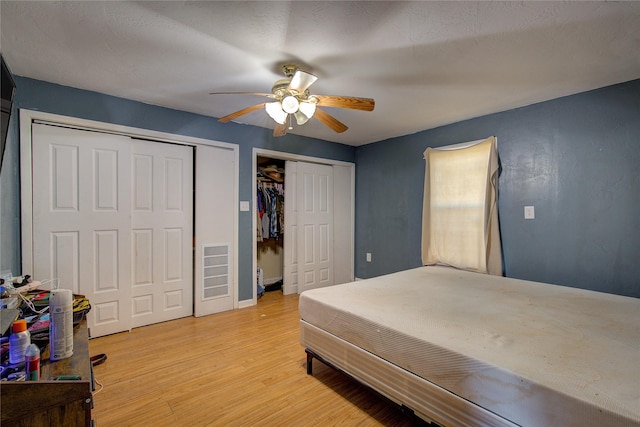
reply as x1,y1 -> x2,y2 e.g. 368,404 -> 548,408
9,319 -> 31,364
25,343 -> 41,380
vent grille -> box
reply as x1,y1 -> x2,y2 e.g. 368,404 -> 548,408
202,244 -> 229,300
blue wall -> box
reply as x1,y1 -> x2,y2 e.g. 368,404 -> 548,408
0,77 -> 356,301
3,77 -> 638,301
355,79 -> 640,298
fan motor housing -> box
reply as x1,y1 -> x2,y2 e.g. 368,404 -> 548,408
271,79 -> 310,101
271,79 -> 290,98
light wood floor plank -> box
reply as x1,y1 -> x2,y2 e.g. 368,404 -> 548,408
89,291 -> 429,426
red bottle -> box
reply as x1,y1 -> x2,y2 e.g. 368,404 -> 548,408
25,343 -> 40,381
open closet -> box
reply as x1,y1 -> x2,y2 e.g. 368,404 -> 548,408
253,149 -> 355,302
256,156 -> 285,298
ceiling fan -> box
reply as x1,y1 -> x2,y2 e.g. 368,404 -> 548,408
211,64 -> 375,137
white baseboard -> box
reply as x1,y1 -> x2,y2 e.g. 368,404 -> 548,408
238,299 -> 254,309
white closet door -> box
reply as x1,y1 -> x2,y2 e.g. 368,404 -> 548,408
194,144 -> 236,316
283,161 -> 298,294
130,140 -> 193,327
297,162 -> 334,292
332,164 -> 354,285
284,160 -> 352,294
32,124 -> 133,337
32,124 -> 195,337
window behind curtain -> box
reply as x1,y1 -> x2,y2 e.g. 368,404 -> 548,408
421,136 -> 502,276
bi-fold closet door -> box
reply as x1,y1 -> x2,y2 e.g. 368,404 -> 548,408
30,123 -> 193,338
283,160 -> 353,295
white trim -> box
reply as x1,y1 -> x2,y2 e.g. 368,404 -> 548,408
256,148 -> 355,168
19,111 -> 35,274
238,299 -> 254,309
251,147 -> 355,305
25,110 -> 237,150
19,108 -> 240,311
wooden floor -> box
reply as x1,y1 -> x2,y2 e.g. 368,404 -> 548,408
90,290 -> 430,426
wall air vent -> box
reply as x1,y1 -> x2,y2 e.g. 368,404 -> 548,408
201,244 -> 230,300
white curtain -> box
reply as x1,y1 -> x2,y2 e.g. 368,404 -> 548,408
421,136 -> 502,276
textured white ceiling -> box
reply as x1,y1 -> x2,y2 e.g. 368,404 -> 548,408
1,1 -> 639,146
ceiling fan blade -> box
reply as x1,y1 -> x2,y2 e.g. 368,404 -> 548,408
218,103 -> 267,123
314,95 -> 375,111
288,70 -> 318,93
210,91 -> 276,99
314,108 -> 348,133
273,122 -> 288,137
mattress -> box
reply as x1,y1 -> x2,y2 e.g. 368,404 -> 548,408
299,266 -> 640,426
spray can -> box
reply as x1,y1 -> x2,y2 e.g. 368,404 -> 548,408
49,289 -> 74,360
25,343 -> 40,380
9,319 -> 30,364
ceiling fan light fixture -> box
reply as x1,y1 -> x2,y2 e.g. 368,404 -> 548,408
298,101 -> 316,119
281,95 -> 300,114
214,64 -> 375,136
294,110 -> 310,125
289,70 -> 318,92
265,102 -> 287,124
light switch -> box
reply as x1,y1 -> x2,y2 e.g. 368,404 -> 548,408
366,253 -> 372,262
524,205 -> 535,220
240,201 -> 250,211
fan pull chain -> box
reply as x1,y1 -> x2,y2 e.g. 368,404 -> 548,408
288,114 -> 293,130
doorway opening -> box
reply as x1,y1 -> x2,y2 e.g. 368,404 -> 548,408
256,156 -> 285,299
252,148 -> 356,304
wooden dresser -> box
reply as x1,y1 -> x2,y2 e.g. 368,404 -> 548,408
1,320 -> 93,426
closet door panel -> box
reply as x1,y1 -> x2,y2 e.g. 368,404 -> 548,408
276,157 -> 354,295
194,144 -> 236,316
31,123 -> 133,338
333,164 -> 354,284
130,140 -> 193,327
283,161 -> 299,294
296,162 -> 334,292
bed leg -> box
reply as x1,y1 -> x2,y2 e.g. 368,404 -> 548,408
305,349 -> 313,375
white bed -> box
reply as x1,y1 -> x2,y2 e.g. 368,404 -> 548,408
299,266 -> 640,426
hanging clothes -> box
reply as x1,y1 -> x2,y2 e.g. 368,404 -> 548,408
256,187 -> 264,242
257,180 -> 284,240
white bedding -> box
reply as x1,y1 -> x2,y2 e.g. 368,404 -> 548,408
299,266 -> 640,426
